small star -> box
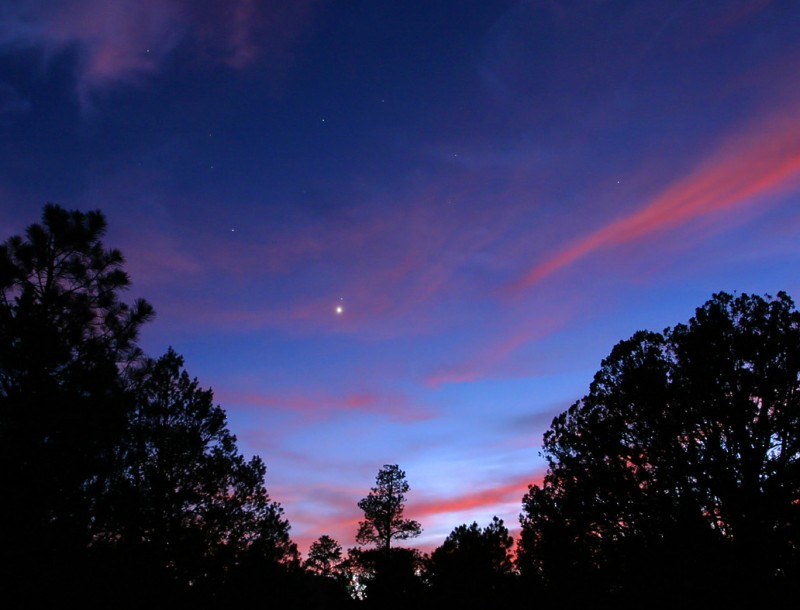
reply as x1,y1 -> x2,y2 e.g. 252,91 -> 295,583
335,305 -> 344,315
321,118 -> 326,123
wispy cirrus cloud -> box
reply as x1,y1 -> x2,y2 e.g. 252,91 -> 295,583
121,174 -> 525,339
408,474 -> 538,523
277,483 -> 364,553
284,473 -> 544,555
424,307 -> 572,387
0,0 -> 318,107
506,106 -> 800,296
215,388 -> 433,424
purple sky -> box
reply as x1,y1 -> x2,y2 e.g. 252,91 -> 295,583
2,0 -> 800,554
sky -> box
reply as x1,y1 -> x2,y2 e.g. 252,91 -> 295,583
1,0 -> 800,555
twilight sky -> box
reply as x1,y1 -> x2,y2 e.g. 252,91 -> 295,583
2,0 -> 800,555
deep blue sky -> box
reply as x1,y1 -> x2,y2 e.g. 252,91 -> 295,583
2,0 -> 800,553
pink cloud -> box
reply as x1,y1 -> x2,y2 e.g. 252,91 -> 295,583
279,472 -> 546,557
2,0 -> 182,106
215,388 -> 433,424
128,177 -> 526,339
1,0 -> 318,106
210,0 -> 319,71
424,291 -> 583,387
116,229 -> 205,288
262,481 -> 366,557
407,472 -> 543,526
506,106 -> 800,296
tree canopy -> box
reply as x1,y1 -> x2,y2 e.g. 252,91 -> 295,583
305,534 -> 344,577
356,464 -> 422,553
0,205 -> 296,605
427,517 -> 515,609
352,465 -> 424,608
0,204 -> 155,602
6,206 -> 798,607
99,348 -> 296,597
518,291 -> 800,604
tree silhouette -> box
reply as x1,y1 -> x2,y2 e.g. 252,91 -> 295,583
356,464 -> 421,553
353,465 -> 423,608
1,205 -> 300,606
427,517 -> 515,609
305,534 -> 344,577
98,348 -> 296,599
348,546 -> 427,610
0,204 -> 154,603
518,291 -> 800,605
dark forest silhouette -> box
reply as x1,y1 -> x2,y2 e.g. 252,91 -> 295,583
2,205 -> 798,608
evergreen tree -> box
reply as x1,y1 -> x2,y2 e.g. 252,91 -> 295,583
305,535 -> 344,577
428,517 -> 514,609
355,465 -> 424,608
518,291 -> 800,605
0,204 -> 153,603
356,464 -> 421,553
99,348 -> 296,600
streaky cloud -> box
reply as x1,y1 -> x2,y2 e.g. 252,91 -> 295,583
216,388 -> 433,424
408,472 -> 543,523
0,0 -> 318,108
506,105 -> 800,296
